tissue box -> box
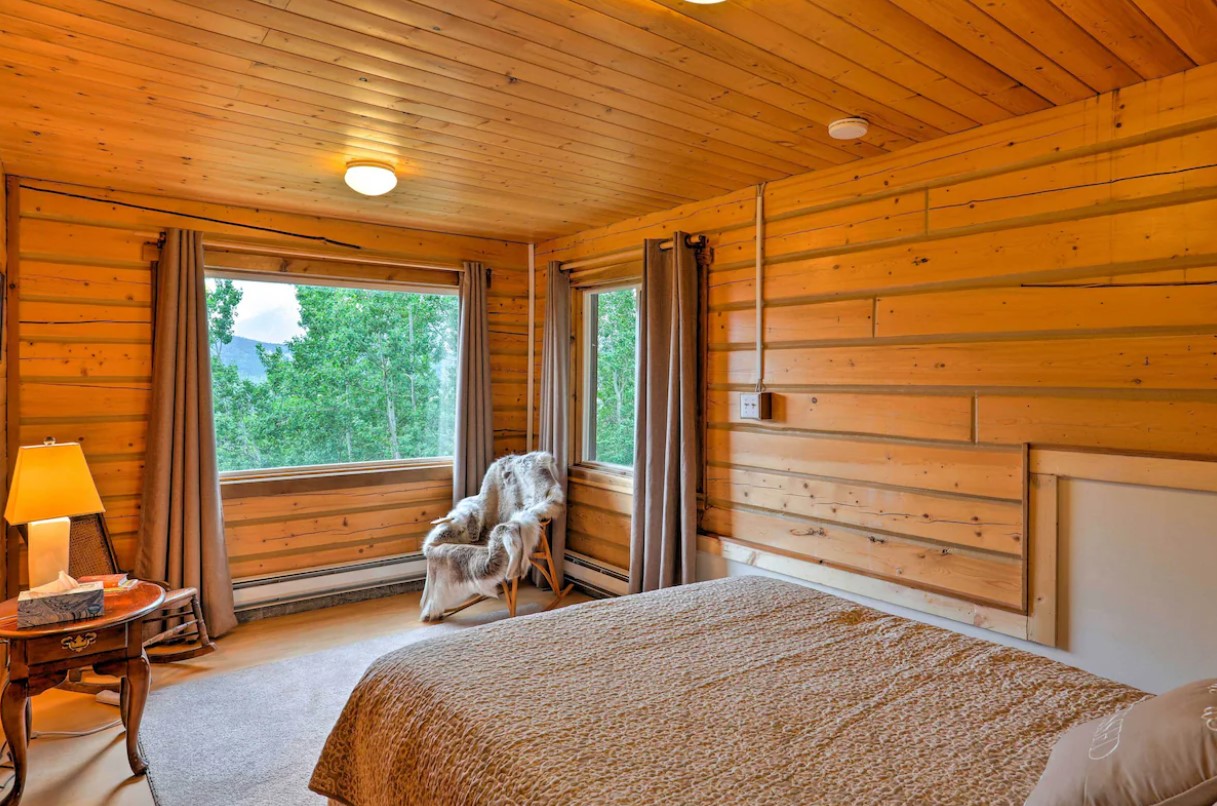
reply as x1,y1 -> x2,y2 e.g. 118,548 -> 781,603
17,582 -> 104,629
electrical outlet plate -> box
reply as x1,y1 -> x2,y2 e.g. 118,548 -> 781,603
739,391 -> 773,421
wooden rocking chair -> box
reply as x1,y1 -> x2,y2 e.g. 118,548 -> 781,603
57,513 -> 216,693
442,519 -> 575,619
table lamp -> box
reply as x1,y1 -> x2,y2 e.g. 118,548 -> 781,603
4,439 -> 105,587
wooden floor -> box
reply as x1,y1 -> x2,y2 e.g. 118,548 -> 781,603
9,585 -> 588,806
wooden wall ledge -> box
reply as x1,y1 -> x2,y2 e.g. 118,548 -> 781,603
568,463 -> 633,493
1029,447 -> 1217,494
220,460 -> 454,500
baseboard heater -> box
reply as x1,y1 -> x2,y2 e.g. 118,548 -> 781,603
232,550 -> 628,619
563,552 -> 629,598
233,554 -> 428,614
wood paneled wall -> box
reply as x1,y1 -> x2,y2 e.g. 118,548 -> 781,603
1,166 -> 10,593
565,466 -> 631,573
6,179 -> 529,581
219,464 -> 454,579
538,61 -> 1217,627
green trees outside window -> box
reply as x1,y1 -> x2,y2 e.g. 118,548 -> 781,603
205,277 -> 458,473
588,287 -> 638,467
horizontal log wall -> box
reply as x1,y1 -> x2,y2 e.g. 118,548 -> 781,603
538,61 -> 1217,620
1,170 -> 10,595
219,464 -> 454,579
8,179 -> 529,581
566,466 -> 631,572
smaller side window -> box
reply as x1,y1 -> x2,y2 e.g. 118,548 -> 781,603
584,286 -> 639,467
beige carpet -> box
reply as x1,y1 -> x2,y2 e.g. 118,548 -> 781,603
140,622 -> 459,806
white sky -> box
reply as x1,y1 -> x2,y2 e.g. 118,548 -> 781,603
231,279 -> 305,345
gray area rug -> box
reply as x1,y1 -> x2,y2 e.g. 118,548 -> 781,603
140,623 -> 459,806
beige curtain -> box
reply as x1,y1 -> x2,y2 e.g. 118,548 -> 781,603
538,261 -> 570,586
629,234 -> 700,593
137,229 -> 237,638
453,261 -> 494,502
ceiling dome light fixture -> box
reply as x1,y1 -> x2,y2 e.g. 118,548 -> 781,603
344,160 -> 398,196
828,117 -> 869,140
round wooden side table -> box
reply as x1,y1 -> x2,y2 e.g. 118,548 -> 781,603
0,581 -> 166,806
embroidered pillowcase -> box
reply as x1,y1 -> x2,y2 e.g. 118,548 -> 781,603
1026,678 -> 1217,806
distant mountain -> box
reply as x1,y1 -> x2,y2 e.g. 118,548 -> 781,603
216,336 -> 288,382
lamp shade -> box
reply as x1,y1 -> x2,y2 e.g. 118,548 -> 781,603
4,441 -> 105,525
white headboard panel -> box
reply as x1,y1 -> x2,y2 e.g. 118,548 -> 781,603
1031,448 -> 1217,693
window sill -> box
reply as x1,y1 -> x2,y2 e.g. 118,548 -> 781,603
571,461 -> 633,478
569,463 -> 634,495
220,458 -> 454,499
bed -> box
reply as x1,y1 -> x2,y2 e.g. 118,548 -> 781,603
310,576 -> 1143,805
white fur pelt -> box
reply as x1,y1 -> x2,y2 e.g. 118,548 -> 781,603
419,452 -> 565,621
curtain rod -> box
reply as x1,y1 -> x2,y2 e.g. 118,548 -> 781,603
143,233 -> 464,275
559,233 -> 707,272
147,236 -> 465,273
23,184 -> 365,249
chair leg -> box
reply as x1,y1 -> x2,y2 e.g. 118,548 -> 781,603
146,594 -> 217,664
443,595 -> 486,619
530,525 -> 574,612
541,583 -> 575,612
191,595 -> 212,647
501,577 -> 519,618
531,531 -> 557,590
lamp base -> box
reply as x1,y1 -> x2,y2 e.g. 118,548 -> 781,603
27,516 -> 72,588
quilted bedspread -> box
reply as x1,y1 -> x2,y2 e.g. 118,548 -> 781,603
310,575 -> 1142,805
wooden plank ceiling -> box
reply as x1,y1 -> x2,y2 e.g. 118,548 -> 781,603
1,0 -> 1213,241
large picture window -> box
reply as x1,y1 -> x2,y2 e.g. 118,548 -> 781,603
583,286 -> 638,467
205,276 -> 459,473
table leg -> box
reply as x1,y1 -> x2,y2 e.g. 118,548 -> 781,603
0,681 -> 28,806
120,675 -> 130,730
122,654 -> 151,776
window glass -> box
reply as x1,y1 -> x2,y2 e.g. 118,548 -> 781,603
206,277 -> 458,472
587,287 -> 638,467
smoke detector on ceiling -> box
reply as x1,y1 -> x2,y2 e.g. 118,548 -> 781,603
828,117 -> 869,140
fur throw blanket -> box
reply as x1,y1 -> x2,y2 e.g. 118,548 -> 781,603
419,452 -> 565,621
